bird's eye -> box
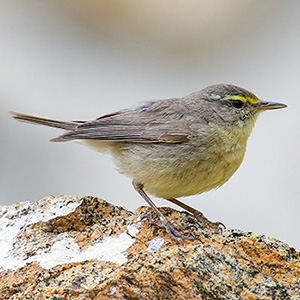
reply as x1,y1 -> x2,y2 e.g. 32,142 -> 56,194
232,100 -> 244,109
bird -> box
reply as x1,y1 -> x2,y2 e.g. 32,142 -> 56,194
11,84 -> 287,241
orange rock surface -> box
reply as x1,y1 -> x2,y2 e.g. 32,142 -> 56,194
0,196 -> 299,299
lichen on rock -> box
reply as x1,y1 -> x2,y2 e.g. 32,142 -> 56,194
0,196 -> 299,299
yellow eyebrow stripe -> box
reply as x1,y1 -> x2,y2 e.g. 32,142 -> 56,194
231,95 -> 259,104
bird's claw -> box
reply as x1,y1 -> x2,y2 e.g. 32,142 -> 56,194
142,214 -> 199,242
192,211 -> 226,234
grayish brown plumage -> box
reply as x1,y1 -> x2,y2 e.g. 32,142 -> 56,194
11,84 -> 287,241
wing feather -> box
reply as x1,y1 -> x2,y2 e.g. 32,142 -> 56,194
51,109 -> 192,143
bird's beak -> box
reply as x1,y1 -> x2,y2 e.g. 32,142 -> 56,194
255,101 -> 287,112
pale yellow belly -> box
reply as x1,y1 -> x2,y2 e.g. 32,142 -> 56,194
109,141 -> 247,199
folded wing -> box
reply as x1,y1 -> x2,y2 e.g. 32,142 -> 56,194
51,110 -> 191,143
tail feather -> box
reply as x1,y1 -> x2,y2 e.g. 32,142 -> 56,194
10,112 -> 78,131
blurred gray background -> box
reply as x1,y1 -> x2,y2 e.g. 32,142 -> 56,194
1,1 -> 299,249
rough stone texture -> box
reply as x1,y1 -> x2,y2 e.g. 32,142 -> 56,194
0,196 -> 299,300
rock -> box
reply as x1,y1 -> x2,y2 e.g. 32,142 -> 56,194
0,195 -> 299,299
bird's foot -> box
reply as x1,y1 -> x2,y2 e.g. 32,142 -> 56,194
192,210 -> 226,234
165,198 -> 225,234
142,214 -> 199,243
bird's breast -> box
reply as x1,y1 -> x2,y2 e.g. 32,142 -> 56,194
110,134 -> 248,199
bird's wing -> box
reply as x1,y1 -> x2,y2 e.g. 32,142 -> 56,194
51,104 -> 196,143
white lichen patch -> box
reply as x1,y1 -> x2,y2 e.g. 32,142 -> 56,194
127,223 -> 141,237
146,237 -> 165,253
0,196 -> 82,271
28,224 -> 138,269
0,196 -> 141,271
107,287 -> 118,296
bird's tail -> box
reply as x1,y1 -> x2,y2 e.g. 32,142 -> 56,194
10,112 -> 78,131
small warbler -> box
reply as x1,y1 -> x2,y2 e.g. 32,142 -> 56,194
11,84 -> 287,241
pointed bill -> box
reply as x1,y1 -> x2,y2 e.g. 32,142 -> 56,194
255,101 -> 287,111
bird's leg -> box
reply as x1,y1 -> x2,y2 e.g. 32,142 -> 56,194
133,182 -> 195,242
166,198 -> 225,233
